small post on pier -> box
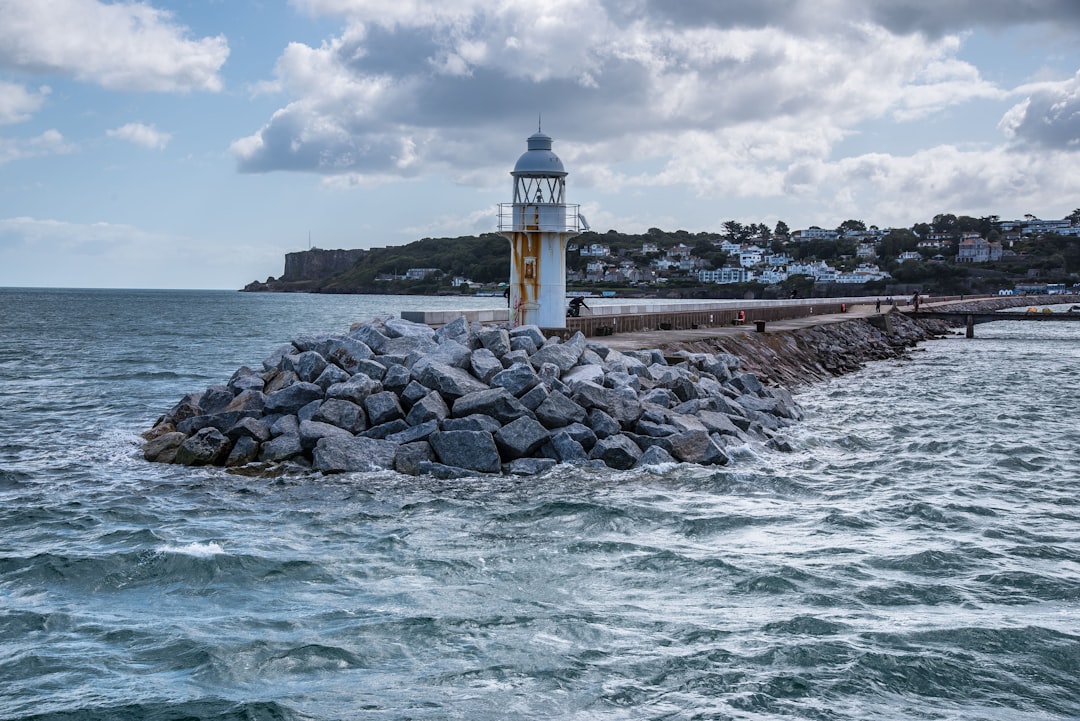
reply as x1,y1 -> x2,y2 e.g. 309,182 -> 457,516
966,314 -> 974,339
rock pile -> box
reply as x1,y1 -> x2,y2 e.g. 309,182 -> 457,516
142,317 -> 801,477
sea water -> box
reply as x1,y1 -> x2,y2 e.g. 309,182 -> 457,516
0,288 -> 1078,721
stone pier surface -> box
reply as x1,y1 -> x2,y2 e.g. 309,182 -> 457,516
141,299 -> 995,478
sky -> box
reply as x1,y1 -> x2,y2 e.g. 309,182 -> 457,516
1,0 -> 1079,289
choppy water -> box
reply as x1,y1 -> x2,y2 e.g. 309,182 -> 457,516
1,288 -> 1078,721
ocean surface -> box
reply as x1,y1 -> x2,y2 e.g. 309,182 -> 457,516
1,287 -> 1078,721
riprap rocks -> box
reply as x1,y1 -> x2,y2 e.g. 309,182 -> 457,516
142,317 -> 801,476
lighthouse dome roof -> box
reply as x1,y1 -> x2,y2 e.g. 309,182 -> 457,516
512,132 -> 566,177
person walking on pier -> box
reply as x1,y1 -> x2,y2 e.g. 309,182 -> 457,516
875,298 -> 881,313
911,290 -> 921,313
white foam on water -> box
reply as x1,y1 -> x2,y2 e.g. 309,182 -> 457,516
161,541 -> 225,558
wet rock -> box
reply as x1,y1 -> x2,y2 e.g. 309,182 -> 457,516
494,416 -> 551,460
225,436 -> 260,467
419,362 -> 489,401
386,420 -> 439,445
313,435 -> 396,473
452,388 -> 534,425
175,427 -> 232,466
550,431 -> 588,462
440,414 -> 502,433
428,430 -> 502,473
405,391 -> 450,426
490,362 -> 540,397
264,382 -> 323,415
143,431 -> 186,463
534,391 -> 587,429
259,432 -> 303,462
299,419 -> 353,450
469,348 -> 504,384
311,398 -> 367,434
635,445 -> 678,468
364,391 -> 405,426
394,441 -> 435,475
362,419 -> 410,439
589,434 -> 642,470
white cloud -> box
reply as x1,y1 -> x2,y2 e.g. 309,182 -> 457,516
0,82 -> 50,124
1000,71 -> 1080,149
233,4 -> 1004,187
0,129 -> 74,165
0,0 -> 229,92
107,122 -> 172,150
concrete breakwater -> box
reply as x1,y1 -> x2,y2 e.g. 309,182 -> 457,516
649,310 -> 954,389
142,316 -> 808,477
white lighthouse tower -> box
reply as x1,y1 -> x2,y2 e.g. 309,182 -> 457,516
498,129 -> 581,329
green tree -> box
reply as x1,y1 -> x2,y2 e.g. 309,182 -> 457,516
837,219 -> 867,234
774,220 -> 790,240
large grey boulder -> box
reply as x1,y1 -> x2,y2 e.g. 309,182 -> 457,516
440,414 -> 502,433
283,351 -> 329,383
386,420 -> 439,445
561,364 -> 605,389
381,363 -> 412,392
530,341 -> 581,373
405,391 -> 450,426
259,432 -> 303,462
585,408 -> 621,438
518,383 -> 549,411
362,419 -> 409,439
228,366 -> 265,394
550,431 -> 588,462
452,388 -> 534,424
143,431 -> 186,463
299,419 -> 354,450
490,362 -> 540,397
509,324 -> 546,348
394,441 -> 435,475
730,372 -> 765,395
433,316 -> 471,346
418,363 -> 489,400
385,317 -> 437,340
364,391 -> 405,426
428,430 -> 502,473
573,382 -> 642,428
313,436 -> 397,473
477,327 -> 511,357
226,416 -> 272,442
494,416 -> 551,460
353,358 -> 388,380
175,427 -> 232,466
559,421 -> 598,450
534,391 -> 587,429
262,343 -> 297,372
166,392 -> 203,425
198,386 -> 234,415
635,445 -> 678,468
697,410 -> 742,437
265,382 -> 324,415
313,363 -> 351,390
269,414 -> 299,437
312,336 -> 375,373
589,434 -> 642,470
666,430 -> 729,465
469,348 -> 504,384
225,436 -> 260,467
263,369 -> 298,394
312,398 -> 367,434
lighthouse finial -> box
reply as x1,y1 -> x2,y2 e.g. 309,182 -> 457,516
538,113 -> 541,133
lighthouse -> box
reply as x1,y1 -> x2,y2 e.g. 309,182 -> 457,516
498,129 -> 582,329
